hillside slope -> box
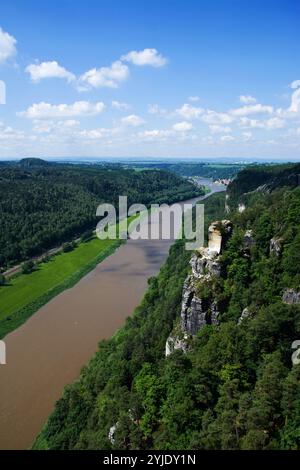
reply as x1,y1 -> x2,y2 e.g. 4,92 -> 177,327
0,163 -> 201,269
34,169 -> 300,450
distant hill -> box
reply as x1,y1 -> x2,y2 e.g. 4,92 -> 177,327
227,163 -> 300,207
0,164 -> 203,268
19,158 -> 50,167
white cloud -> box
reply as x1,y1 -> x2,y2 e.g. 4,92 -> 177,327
121,114 -> 145,126
209,124 -> 232,134
240,116 -> 285,129
173,121 -> 193,132
33,119 -> 80,133
112,100 -> 130,111
79,60 -> 129,89
230,103 -> 273,117
202,110 -> 233,124
137,129 -> 172,141
79,127 -> 120,139
289,127 -> 300,136
0,121 -> 26,141
26,61 -> 75,82
220,135 -> 235,142
289,87 -> 300,113
239,95 -> 257,104
290,80 -> 300,90
19,101 -> 106,119
0,27 -> 17,64
242,131 -> 253,141
188,96 -> 200,102
175,103 -> 204,120
202,135 -> 214,144
148,104 -> 168,116
121,48 -> 167,67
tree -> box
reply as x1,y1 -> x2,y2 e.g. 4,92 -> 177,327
62,242 -> 75,253
21,260 -> 35,274
81,230 -> 94,242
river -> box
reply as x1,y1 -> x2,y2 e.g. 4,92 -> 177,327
0,181 -> 224,449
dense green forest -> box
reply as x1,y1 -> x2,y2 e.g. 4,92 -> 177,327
0,160 -> 202,269
34,165 -> 300,450
122,162 -> 244,179
227,163 -> 300,205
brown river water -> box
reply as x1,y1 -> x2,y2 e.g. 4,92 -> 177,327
0,184 -> 224,449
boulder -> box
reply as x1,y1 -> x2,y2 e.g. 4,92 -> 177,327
270,237 -> 283,256
238,307 -> 253,325
282,288 -> 300,304
243,229 -> 255,256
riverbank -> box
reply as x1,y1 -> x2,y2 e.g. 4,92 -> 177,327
0,188 -> 208,340
33,192 -> 227,450
0,236 -> 123,339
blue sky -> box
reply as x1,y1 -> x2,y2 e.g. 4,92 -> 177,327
0,0 -> 299,160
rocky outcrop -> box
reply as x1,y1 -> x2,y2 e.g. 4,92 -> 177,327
225,194 -> 230,214
238,203 -> 246,213
243,229 -> 255,257
208,220 -> 232,254
282,288 -> 300,305
166,220 -> 232,356
165,332 -> 189,357
238,307 -> 253,325
190,250 -> 221,279
244,230 -> 255,250
108,424 -> 117,444
270,237 -> 283,256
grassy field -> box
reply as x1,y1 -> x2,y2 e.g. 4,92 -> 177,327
0,235 -> 123,339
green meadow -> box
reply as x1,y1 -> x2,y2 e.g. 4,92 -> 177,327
0,235 -> 122,339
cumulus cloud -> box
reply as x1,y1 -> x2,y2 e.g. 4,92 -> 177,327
289,87 -> 300,113
202,110 -> 233,124
220,135 -> 235,142
24,47 -> 165,92
79,60 -> 129,89
242,131 -> 253,141
239,95 -> 257,104
19,101 -> 106,119
26,61 -> 75,82
172,121 -> 193,132
230,103 -> 273,117
33,119 -> 80,133
148,104 -> 168,116
240,116 -> 285,130
209,124 -> 232,134
121,114 -> 145,126
188,96 -> 200,102
0,27 -> 17,64
0,121 -> 26,142
121,48 -> 167,67
79,127 -> 120,139
175,103 -> 204,120
290,80 -> 300,90
137,129 -> 172,141
112,100 -> 130,111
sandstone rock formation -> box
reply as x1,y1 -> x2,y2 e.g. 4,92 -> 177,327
166,220 -> 233,356
208,220 -> 233,254
282,288 -> 300,305
238,307 -> 253,325
238,203 -> 246,213
270,237 -> 283,256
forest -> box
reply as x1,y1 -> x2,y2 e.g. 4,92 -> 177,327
0,159 -> 202,269
121,161 -> 245,179
34,164 -> 300,450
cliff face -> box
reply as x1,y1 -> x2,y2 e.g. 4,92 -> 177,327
166,220 -> 232,356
